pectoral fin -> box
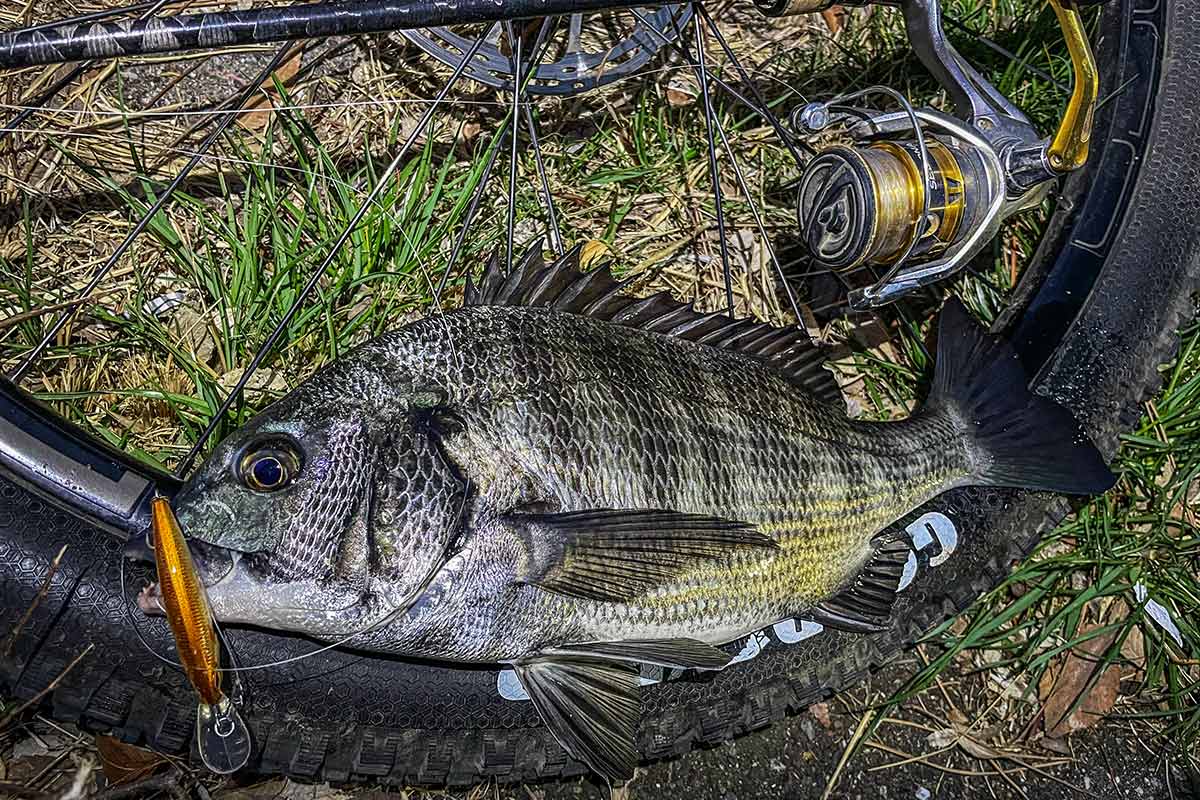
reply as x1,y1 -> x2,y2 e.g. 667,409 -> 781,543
514,654 -> 640,784
547,637 -> 731,670
509,508 -> 778,602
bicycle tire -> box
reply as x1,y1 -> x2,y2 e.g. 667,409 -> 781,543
2,0 -> 1198,786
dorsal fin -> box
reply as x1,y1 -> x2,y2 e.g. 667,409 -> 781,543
464,243 -> 842,405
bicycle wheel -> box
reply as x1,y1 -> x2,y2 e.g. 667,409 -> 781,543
1,0 -> 1197,787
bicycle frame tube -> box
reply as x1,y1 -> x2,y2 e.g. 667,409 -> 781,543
0,378 -> 177,534
0,0 -> 669,69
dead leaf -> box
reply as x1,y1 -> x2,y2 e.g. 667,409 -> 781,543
580,239 -> 610,269
1121,625 -> 1146,666
810,701 -> 833,731
665,74 -> 699,108
926,727 -> 957,750
218,367 -> 288,400
821,6 -> 847,33
1039,623 -> 1122,738
238,47 -> 305,132
1040,734 -> 1072,756
95,735 -> 169,785
956,732 -> 1005,760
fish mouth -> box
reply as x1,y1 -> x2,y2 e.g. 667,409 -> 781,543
126,528 -> 239,616
136,581 -> 164,615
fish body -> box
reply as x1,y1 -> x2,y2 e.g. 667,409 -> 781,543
167,246 -> 1114,781
340,305 -> 962,660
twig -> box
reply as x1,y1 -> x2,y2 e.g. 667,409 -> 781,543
0,292 -> 121,332
1,545 -> 67,659
91,767 -> 185,800
0,780 -> 54,799
0,643 -> 93,730
58,756 -> 95,800
821,707 -> 875,800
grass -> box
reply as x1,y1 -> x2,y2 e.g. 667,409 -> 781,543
1,0 -> 1197,792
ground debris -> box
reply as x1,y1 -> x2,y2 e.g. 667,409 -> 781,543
1038,623 -> 1123,738
94,736 -> 172,786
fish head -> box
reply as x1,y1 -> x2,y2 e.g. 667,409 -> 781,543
168,377 -> 382,632
162,347 -> 471,640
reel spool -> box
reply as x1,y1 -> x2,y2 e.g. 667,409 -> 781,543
789,91 -> 1014,308
796,138 -> 977,272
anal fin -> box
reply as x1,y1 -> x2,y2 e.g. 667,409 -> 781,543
809,537 -> 910,634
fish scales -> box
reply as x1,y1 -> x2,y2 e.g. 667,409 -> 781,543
343,307 -> 972,655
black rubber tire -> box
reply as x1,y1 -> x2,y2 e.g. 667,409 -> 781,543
2,0 -> 1199,786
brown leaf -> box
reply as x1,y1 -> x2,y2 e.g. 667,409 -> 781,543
665,75 -> 698,108
95,735 -> 170,785
237,47 -> 305,132
1039,624 -> 1123,738
956,731 -> 1005,761
579,239 -> 610,270
1121,625 -> 1146,666
821,7 -> 847,33
810,701 -> 833,730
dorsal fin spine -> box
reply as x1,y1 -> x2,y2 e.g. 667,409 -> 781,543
464,243 -> 842,405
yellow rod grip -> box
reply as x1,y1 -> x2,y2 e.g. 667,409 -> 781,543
1047,0 -> 1099,172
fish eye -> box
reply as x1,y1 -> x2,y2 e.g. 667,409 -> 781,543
239,443 -> 300,492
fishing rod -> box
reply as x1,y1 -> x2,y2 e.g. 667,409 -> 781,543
0,0 -> 668,70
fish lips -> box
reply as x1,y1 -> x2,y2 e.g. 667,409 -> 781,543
125,528 -> 238,595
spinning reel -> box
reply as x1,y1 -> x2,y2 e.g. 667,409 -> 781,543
763,0 -> 1099,308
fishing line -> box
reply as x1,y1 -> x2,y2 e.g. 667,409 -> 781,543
205,483 -> 472,674
121,547 -> 395,673
119,20 -> 545,678
118,552 -> 188,671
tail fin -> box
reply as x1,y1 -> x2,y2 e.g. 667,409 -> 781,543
928,299 -> 1115,495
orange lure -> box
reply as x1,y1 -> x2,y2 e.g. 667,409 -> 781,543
149,495 -> 223,705
146,495 -> 251,774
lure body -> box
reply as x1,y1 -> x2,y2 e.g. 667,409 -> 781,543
146,496 -> 250,774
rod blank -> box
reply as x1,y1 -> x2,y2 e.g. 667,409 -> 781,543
0,0 -> 662,69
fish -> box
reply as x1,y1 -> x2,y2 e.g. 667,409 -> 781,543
161,244 -> 1114,782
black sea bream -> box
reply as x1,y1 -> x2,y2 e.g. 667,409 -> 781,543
158,246 -> 1113,781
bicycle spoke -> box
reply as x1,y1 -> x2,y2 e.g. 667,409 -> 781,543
709,100 -> 801,321
504,21 -> 524,271
649,9 -> 807,320
434,123 -> 508,302
691,5 -> 734,318
694,4 -> 814,161
524,102 -> 563,255
0,62 -> 90,146
1,0 -> 185,147
177,31 -> 489,475
7,43 -> 295,383
629,7 -> 809,159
